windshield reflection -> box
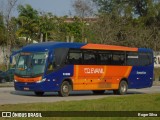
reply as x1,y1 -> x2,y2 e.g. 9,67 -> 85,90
15,52 -> 48,77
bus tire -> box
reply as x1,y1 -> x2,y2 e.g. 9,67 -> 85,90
58,81 -> 71,97
92,90 -> 105,94
34,91 -> 44,96
117,80 -> 128,95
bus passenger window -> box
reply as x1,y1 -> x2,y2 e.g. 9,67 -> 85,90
68,50 -> 82,64
98,51 -> 112,65
83,51 -> 96,65
126,52 -> 139,66
112,52 -> 125,65
139,52 -> 152,66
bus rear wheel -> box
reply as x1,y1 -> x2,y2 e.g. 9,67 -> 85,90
113,80 -> 128,95
117,80 -> 128,95
92,90 -> 105,94
34,91 -> 44,96
58,81 -> 71,97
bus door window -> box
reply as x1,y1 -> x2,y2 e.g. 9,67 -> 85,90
47,53 -> 54,74
47,48 -> 69,74
47,62 -> 54,72
55,48 -> 69,68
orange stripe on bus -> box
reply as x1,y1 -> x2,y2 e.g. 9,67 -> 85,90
81,44 -> 138,51
102,66 -> 107,78
72,65 -> 133,90
124,66 -> 132,77
14,75 -> 42,83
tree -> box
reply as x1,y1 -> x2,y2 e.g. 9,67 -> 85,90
16,4 -> 39,43
88,13 -> 129,45
91,0 -> 160,51
0,13 -> 5,45
93,0 -> 158,18
51,16 -> 82,42
0,0 -> 18,70
38,12 -> 56,42
73,0 -> 94,42
93,0 -> 131,17
73,0 -> 94,18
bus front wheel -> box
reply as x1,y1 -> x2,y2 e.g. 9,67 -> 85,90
34,91 -> 44,96
58,81 -> 71,97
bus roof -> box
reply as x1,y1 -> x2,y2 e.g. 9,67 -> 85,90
21,42 -> 152,52
82,43 -> 138,51
21,42 -> 86,52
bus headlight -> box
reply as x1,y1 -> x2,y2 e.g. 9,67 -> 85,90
36,78 -> 46,83
14,80 -> 18,82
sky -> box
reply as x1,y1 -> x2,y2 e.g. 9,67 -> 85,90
21,0 -> 74,16
0,0 -> 75,17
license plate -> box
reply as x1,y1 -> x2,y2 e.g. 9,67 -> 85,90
24,87 -> 29,90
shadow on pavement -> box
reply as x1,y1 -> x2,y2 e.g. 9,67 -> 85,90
10,90 -> 145,97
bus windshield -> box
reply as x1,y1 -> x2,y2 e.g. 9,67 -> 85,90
15,52 -> 48,77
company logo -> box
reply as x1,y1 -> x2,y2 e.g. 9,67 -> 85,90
63,73 -> 71,76
137,71 -> 146,75
2,112 -> 11,117
84,68 -> 104,74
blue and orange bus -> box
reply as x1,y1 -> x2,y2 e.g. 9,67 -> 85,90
13,42 -> 154,96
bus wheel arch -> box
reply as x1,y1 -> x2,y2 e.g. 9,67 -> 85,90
63,78 -> 73,90
58,78 -> 73,97
120,78 -> 128,85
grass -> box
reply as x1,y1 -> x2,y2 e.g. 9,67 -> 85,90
0,94 -> 160,120
1,94 -> 160,111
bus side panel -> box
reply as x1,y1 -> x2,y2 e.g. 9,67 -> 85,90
72,65 -> 132,91
128,65 -> 153,89
43,65 -> 74,91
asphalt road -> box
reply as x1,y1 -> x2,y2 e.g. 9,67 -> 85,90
0,86 -> 160,105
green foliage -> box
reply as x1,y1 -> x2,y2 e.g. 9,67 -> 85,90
1,1 -> 160,51
89,0 -> 160,50
16,4 -> 39,42
0,13 -> 5,45
51,16 -> 82,42
16,5 -> 83,43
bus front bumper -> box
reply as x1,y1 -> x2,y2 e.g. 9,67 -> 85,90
14,81 -> 60,92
